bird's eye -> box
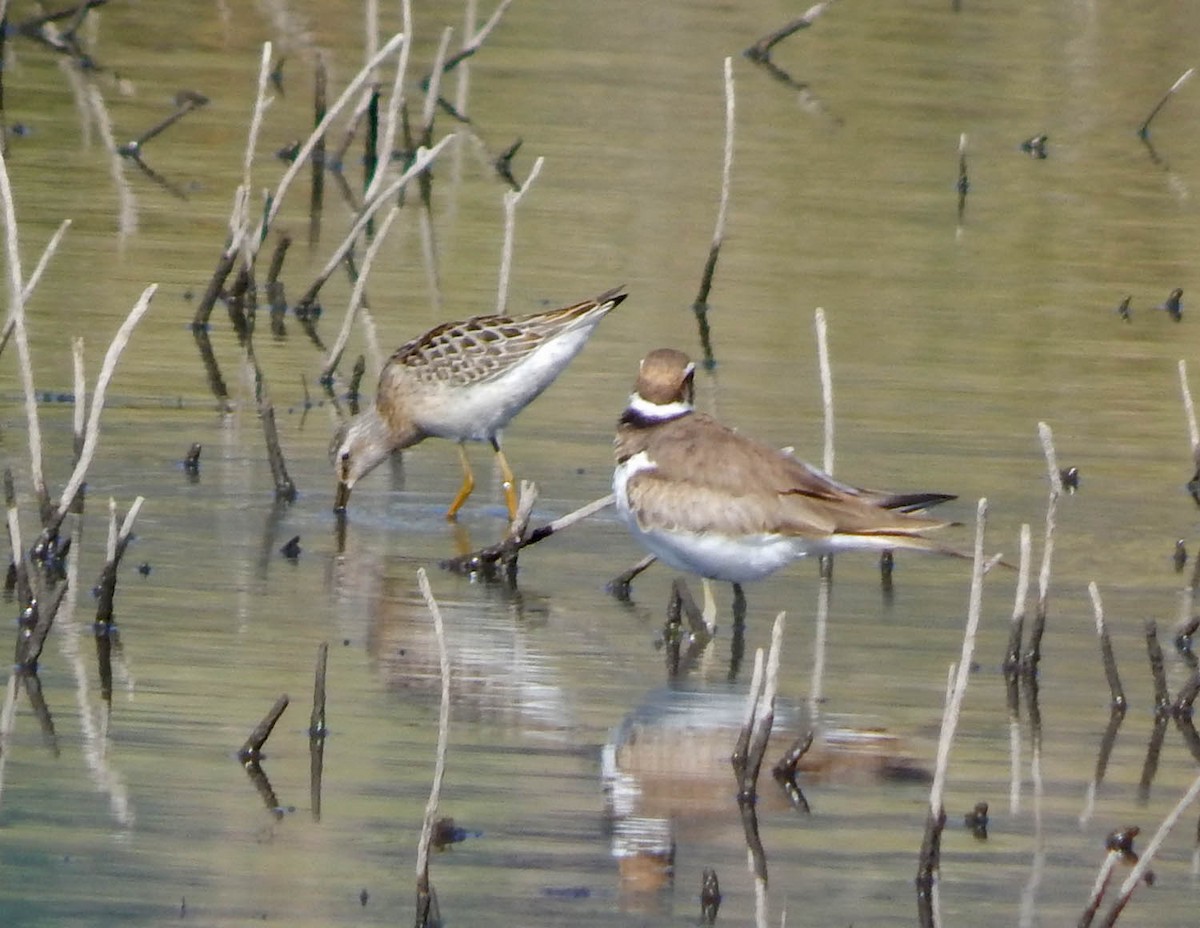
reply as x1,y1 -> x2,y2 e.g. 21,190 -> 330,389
341,451 -> 350,463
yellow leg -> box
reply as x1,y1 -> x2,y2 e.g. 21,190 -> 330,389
446,443 -> 475,521
492,439 -> 519,521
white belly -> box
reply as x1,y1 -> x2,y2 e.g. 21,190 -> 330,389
418,325 -> 597,442
613,453 -> 804,583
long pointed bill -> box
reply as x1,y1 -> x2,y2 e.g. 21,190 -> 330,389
334,480 -> 351,512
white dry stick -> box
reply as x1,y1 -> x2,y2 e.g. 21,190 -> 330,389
1031,422 -> 1063,654
453,0 -> 514,70
0,673 -> 19,808
422,27 -> 453,134
1179,360 -> 1199,457
22,220 -> 71,303
711,56 -> 735,263
1008,522 -> 1031,815
241,42 -> 275,198
810,564 -> 829,721
752,613 -> 786,749
306,135 -> 454,301
415,567 -> 452,902
418,27 -> 454,312
55,286 -> 158,519
362,0 -> 411,206
0,143 -> 42,501
814,307 -> 833,475
71,338 -> 86,459
1099,770 -> 1200,927
740,648 -> 767,750
322,202 -> 403,380
0,218 -> 73,361
364,0 -> 379,67
929,498 -> 989,818
83,83 -> 137,240
258,32 -> 408,242
495,156 -> 545,311
455,0 -> 478,116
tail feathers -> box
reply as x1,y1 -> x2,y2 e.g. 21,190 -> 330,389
875,532 -> 1016,570
878,491 -> 957,513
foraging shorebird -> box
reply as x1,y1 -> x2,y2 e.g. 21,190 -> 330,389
613,348 -> 957,584
333,286 -> 628,519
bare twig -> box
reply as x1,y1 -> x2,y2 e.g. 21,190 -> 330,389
692,57 -> 734,369
1138,67 -> 1195,140
1099,773 -> 1200,926
293,135 -> 454,314
495,156 -> 544,311
237,694 -> 289,762
442,493 -> 613,575
814,306 -> 833,475
415,568 -> 452,927
919,498 -> 989,926
321,202 -> 402,381
744,2 -> 835,61
421,0 -> 513,88
1089,582 -> 1125,709
1024,423 -> 1062,671
1003,523 -> 1032,673
50,286 -> 158,529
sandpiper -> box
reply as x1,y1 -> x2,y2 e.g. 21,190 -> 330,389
613,348 -> 957,584
333,286 -> 628,518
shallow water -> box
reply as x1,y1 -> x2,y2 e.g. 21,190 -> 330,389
2,1 -> 1200,926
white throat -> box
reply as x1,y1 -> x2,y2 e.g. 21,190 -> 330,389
626,393 -> 692,421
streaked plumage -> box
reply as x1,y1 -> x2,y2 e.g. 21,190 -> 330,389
334,286 -> 628,517
613,348 -> 956,583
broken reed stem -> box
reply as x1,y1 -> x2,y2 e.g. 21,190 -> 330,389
732,647 -> 766,782
741,612 -> 786,794
93,496 -> 143,630
920,498 -> 989,923
1088,581 -> 1126,709
930,498 -> 989,815
745,1 -> 835,59
52,285 -> 157,526
310,641 -> 329,737
1004,523 -> 1032,671
1180,359 -> 1199,458
814,306 -> 833,475
427,0 -> 513,86
1026,422 -> 1062,670
258,32 -> 408,244
242,42 -> 274,199
495,156 -> 545,312
421,28 -> 453,140
238,693 -> 289,761
362,4 -> 412,205
1080,850 -> 1122,928
956,132 -> 968,222
71,337 -> 85,461
1099,771 -> 1200,926
442,493 -> 613,574
415,567 -> 452,924
1138,67 -> 1196,139
310,54 -> 327,247
0,139 -> 47,511
810,554 -> 830,722
454,0 -> 477,116
1145,620 -> 1170,712
295,135 -> 454,312
0,218 -> 72,364
321,202 -> 402,381
694,56 -> 734,309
